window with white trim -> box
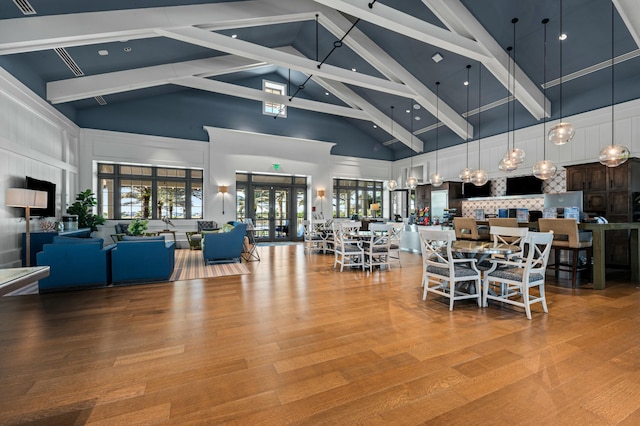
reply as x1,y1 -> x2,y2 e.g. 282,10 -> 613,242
263,80 -> 287,117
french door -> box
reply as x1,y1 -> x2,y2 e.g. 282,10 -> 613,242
253,186 -> 292,241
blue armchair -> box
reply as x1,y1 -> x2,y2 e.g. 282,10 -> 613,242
36,236 -> 115,292
111,239 -> 176,284
202,223 -> 247,264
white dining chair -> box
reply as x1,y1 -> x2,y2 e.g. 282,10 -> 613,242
364,223 -> 392,271
302,220 -> 324,254
386,222 -> 404,267
483,231 -> 554,319
419,228 -> 482,311
332,221 -> 364,271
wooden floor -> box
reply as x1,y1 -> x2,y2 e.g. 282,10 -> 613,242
2,245 -> 640,425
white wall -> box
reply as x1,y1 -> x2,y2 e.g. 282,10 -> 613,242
79,129 -> 209,243
0,69 -> 79,268
392,97 -> 640,185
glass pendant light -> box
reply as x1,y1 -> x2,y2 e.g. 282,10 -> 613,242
548,0 -> 575,145
459,65 -> 473,183
508,18 -> 525,165
472,64 -> 489,187
386,106 -> 398,190
534,18 -> 557,180
499,45 -> 518,173
406,101 -> 418,189
599,2 -> 630,167
430,82 -> 443,187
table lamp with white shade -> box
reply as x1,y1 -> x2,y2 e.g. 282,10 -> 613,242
6,188 -> 48,267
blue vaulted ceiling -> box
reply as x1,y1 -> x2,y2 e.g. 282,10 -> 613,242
1,0 -> 639,161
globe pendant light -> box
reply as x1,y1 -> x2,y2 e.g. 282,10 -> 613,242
508,18 -> 525,165
599,2 -> 630,167
386,106 -> 398,190
498,45 -> 518,173
471,64 -> 489,187
459,65 -> 473,183
406,101 -> 418,189
430,82 -> 444,187
548,0 -> 575,145
534,18 -> 557,181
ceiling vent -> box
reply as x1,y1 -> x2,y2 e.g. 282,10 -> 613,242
94,96 -> 107,106
13,0 -> 36,15
54,48 -> 85,77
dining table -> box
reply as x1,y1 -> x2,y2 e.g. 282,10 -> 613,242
451,240 -> 521,269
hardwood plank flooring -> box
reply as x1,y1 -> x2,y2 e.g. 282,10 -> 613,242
1,245 -> 640,425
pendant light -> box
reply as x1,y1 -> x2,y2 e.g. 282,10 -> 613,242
471,64 -> 489,187
599,2 -> 630,167
534,18 -> 558,180
430,82 -> 444,187
405,100 -> 418,189
499,45 -> 518,173
459,64 -> 473,183
386,105 -> 398,190
507,18 -> 525,165
548,0 -> 575,145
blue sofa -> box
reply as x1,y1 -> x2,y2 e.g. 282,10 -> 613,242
202,223 -> 247,264
111,238 -> 176,284
36,236 -> 115,292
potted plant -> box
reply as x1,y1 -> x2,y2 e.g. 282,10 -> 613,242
67,189 -> 106,233
128,218 -> 149,236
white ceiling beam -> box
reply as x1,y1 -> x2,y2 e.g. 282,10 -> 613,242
317,6 -> 472,141
156,26 -> 417,99
172,76 -> 370,121
0,0 -> 318,55
423,0 -> 549,120
47,55 -> 270,104
307,76 -> 420,152
614,0 -> 640,49
312,0 -> 490,62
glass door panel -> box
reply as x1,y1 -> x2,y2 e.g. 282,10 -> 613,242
253,186 -> 292,241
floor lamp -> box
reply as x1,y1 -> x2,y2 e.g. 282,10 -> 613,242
6,188 -> 48,267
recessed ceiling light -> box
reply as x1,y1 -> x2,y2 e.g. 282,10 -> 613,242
464,80 -> 469,86
98,50 -> 109,56
415,116 -> 421,121
351,67 -> 357,72
325,92 -> 330,96
432,52 -> 443,63
123,47 -> 132,52
413,104 -> 421,109
559,33 -> 568,40
231,34 -> 238,39
406,109 -> 410,113
373,124 -> 378,128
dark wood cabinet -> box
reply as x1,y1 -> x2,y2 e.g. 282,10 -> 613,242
22,228 -> 91,266
566,159 -> 640,267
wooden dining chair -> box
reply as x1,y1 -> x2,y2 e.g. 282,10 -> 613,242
488,218 -> 518,228
483,231 -> 554,319
419,229 -> 482,311
538,218 -> 593,288
454,217 -> 490,241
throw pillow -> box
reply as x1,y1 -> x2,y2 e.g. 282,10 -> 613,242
221,223 -> 235,233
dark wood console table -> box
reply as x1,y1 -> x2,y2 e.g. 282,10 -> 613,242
579,222 -> 640,290
22,228 -> 91,267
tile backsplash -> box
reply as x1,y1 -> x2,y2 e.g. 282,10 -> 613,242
461,171 -> 566,217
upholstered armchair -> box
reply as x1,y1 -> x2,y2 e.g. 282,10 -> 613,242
186,220 -> 219,250
202,223 -> 247,263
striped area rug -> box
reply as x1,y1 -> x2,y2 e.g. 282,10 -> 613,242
170,249 -> 250,281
